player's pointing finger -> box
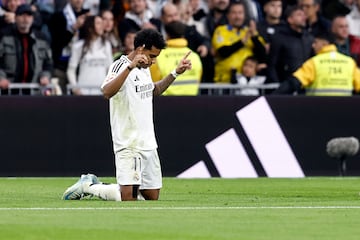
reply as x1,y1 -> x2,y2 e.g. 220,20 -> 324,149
183,51 -> 191,60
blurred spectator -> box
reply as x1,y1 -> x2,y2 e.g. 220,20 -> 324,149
322,0 -> 353,20
101,9 -> 121,59
146,0 -> 165,18
204,0 -> 229,38
274,31 -> 360,95
117,0 -> 161,43
32,0 -> 55,44
244,0 -> 263,22
298,0 -> 331,36
234,56 -> 266,95
331,15 -> 360,66
160,2 -> 213,83
83,0 -> 100,15
55,0 -> 68,11
346,0 -> 360,37
150,21 -> 202,95
0,4 -> 53,95
179,0 -> 206,36
160,1 -> 208,54
66,15 -> 112,95
257,0 -> 285,44
0,0 -> 22,29
119,28 -> 136,56
189,0 -> 208,20
267,5 -> 313,86
0,0 -> 49,39
212,0 -> 266,83
111,0 -> 127,24
49,0 -> 90,94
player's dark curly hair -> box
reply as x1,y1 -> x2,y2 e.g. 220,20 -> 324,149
133,29 -> 166,50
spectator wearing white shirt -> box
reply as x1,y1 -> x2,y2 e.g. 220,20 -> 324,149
67,15 -> 113,95
346,0 -> 360,37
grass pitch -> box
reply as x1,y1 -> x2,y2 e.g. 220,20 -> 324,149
1,177 -> 360,240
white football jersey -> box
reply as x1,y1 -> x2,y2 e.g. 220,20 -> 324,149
102,55 -> 158,152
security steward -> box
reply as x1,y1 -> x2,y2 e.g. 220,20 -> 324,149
151,21 -> 202,95
274,31 -> 360,96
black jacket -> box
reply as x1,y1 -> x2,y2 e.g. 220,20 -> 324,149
267,25 -> 313,83
48,8 -> 89,71
0,25 -> 52,83
118,17 -> 162,42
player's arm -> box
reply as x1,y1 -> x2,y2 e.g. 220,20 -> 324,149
102,46 -> 147,99
102,62 -> 136,99
153,51 -> 192,96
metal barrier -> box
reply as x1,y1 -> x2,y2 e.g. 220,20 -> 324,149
0,83 -> 56,96
66,84 -> 103,95
0,82 -> 281,96
198,83 -> 280,96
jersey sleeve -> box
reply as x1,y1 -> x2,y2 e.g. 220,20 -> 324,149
352,63 -> 360,92
101,57 -> 129,89
293,59 -> 316,87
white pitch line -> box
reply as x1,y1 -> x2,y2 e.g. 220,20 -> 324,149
1,206 -> 360,211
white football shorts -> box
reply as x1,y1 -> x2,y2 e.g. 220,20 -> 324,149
115,148 -> 162,190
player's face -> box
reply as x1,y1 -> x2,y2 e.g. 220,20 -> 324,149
140,46 -> 161,68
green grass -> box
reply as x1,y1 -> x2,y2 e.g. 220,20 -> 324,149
1,177 -> 360,239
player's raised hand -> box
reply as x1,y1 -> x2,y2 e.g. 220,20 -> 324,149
175,51 -> 192,75
131,45 -> 149,68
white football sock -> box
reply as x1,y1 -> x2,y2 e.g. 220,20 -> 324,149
86,183 -> 122,201
137,192 -> 145,201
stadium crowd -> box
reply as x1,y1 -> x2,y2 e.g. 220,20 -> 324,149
0,0 -> 360,96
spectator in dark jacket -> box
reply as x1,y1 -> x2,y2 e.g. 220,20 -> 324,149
48,0 -> 90,94
267,5 -> 313,86
298,0 -> 331,36
331,15 -> 360,67
160,2 -> 214,83
204,0 -> 229,39
117,0 -> 161,43
322,0 -> 353,20
0,4 -> 53,95
257,0 -> 286,44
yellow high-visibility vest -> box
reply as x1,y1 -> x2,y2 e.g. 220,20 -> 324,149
153,38 -> 202,96
306,51 -> 354,96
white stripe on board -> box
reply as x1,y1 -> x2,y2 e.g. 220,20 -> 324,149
205,128 -> 258,178
1,206 -> 360,210
236,97 -> 305,177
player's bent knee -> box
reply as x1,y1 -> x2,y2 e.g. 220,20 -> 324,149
140,189 -> 160,200
121,185 -> 139,201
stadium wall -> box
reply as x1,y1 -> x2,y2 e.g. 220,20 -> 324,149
1,96 -> 360,177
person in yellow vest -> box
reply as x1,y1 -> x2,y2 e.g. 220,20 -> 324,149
211,0 -> 267,84
274,31 -> 360,96
151,21 -> 203,95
